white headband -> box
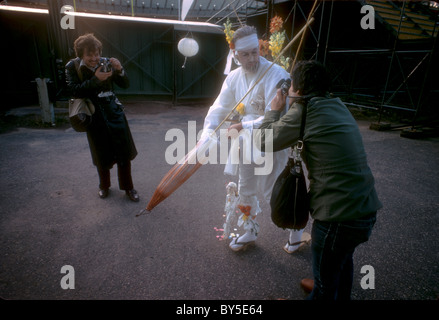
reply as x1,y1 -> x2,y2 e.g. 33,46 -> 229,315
234,34 -> 259,52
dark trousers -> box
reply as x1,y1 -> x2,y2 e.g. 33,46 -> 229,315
308,213 -> 376,300
97,161 -> 133,191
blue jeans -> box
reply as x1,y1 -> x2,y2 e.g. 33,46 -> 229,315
308,213 -> 376,300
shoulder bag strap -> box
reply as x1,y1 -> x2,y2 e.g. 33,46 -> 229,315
73,58 -> 83,82
289,96 -> 315,168
298,101 -> 308,143
289,96 -> 310,154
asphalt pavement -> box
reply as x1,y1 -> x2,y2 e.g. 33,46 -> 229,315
0,98 -> 438,303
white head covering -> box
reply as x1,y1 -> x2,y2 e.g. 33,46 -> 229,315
234,33 -> 259,52
224,33 -> 259,75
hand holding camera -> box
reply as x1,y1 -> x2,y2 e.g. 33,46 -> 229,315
271,78 -> 292,112
95,57 -> 123,82
95,60 -> 112,82
278,78 -> 291,96
109,58 -> 122,72
99,57 -> 113,72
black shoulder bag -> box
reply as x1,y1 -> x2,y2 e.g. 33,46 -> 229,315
270,100 -> 310,230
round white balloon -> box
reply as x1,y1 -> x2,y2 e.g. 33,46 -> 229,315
178,38 -> 199,58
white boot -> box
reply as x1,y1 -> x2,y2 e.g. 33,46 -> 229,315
230,194 -> 260,252
283,229 -> 311,254
229,229 -> 258,252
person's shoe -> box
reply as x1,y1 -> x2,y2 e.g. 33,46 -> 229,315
126,189 -> 139,202
300,278 -> 314,293
99,189 -> 109,199
283,232 -> 311,254
229,231 -> 257,252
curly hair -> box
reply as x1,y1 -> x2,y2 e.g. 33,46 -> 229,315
291,60 -> 331,96
73,33 -> 102,59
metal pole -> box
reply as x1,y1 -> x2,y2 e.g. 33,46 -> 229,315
290,0 -> 297,59
315,0 -> 324,61
206,0 -> 240,23
35,78 -> 55,125
265,0 -> 273,39
410,22 -> 439,130
323,0 -> 334,66
378,0 -> 406,123
173,29 -> 178,107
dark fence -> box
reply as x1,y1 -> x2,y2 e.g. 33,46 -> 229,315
0,8 -> 229,108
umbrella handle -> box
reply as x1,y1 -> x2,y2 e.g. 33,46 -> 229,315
136,208 -> 151,217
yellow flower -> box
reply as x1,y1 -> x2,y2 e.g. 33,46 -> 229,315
223,18 -> 235,46
269,30 -> 286,59
279,56 -> 291,70
235,103 -> 245,115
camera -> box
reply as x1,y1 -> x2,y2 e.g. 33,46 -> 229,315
99,57 -> 112,72
277,78 -> 291,95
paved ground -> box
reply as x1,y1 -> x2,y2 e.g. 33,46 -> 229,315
0,98 -> 438,304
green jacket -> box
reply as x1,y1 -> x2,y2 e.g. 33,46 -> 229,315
257,97 -> 382,222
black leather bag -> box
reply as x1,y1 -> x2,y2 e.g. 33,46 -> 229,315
270,156 -> 309,230
99,94 -> 136,160
270,99 -> 310,230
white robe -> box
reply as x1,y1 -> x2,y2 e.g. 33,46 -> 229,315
202,57 -> 290,204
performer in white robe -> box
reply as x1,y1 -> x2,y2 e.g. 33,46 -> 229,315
202,25 -> 306,252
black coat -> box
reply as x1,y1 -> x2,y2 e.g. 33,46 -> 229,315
65,58 -> 137,170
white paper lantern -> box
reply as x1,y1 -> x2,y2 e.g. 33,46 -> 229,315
178,38 -> 199,58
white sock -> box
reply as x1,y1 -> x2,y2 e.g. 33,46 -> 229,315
286,229 -> 304,250
242,230 -> 257,241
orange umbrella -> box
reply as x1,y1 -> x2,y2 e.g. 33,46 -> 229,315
144,137 -> 213,212
140,16 -> 316,215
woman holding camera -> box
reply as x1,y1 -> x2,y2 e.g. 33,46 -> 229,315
65,33 -> 139,202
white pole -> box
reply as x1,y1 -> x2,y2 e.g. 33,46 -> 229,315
35,78 -> 55,125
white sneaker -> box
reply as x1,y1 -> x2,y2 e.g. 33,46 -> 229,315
229,231 -> 257,252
